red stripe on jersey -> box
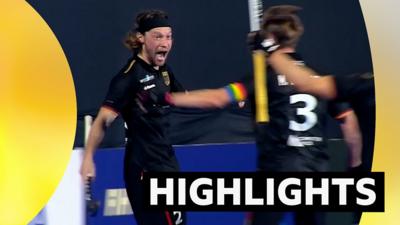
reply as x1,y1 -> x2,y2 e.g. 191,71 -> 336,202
335,109 -> 353,120
165,211 -> 173,225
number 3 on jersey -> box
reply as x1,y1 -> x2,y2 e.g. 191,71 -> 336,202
289,94 -> 318,131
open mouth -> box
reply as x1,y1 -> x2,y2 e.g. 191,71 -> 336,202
155,51 -> 168,61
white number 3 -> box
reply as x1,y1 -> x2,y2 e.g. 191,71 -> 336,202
289,94 -> 318,131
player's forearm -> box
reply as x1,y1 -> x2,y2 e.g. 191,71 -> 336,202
344,131 -> 362,167
171,89 -> 230,108
84,119 -> 107,158
341,112 -> 363,167
346,138 -> 362,168
84,107 -> 118,157
268,51 -> 337,99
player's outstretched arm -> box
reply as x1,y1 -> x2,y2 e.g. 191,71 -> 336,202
169,83 -> 247,109
169,89 -> 231,109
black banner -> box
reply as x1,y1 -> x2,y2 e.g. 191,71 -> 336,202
143,172 -> 384,211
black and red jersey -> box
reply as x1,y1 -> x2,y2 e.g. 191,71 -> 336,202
102,55 -> 184,172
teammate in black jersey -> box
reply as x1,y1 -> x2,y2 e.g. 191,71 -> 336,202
80,10 -> 185,225
246,5 -> 374,225
265,31 -> 374,225
266,48 -> 373,174
167,5 -> 362,225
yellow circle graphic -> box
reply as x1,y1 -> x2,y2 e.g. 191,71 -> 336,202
360,0 -> 400,224
0,1 -> 76,225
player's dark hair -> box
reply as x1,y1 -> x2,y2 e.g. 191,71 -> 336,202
124,10 -> 169,52
261,5 -> 304,48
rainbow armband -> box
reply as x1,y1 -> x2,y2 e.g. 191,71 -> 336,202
224,82 -> 247,103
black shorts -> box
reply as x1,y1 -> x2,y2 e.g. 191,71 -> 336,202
257,148 -> 329,172
124,162 -> 185,225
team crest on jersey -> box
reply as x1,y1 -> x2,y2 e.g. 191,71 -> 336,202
162,71 -> 170,86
